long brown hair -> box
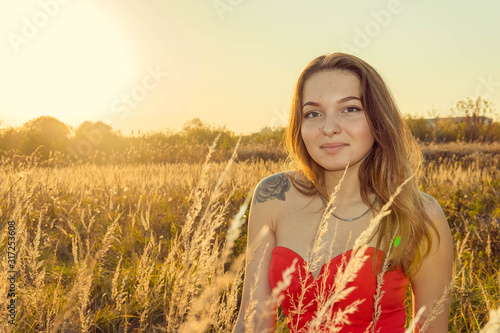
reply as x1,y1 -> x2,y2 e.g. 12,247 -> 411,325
285,53 -> 437,275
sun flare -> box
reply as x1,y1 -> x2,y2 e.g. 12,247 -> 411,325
0,1 -> 139,129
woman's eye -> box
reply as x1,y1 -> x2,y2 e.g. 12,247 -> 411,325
305,111 -> 321,118
342,106 -> 362,113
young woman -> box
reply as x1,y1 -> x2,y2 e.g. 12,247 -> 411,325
233,53 -> 453,332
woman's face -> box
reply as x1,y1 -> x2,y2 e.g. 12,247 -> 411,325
300,70 -> 375,172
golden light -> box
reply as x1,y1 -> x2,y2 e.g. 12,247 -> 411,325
0,1 -> 140,128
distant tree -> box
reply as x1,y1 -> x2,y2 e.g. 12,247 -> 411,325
453,97 -> 498,142
243,126 -> 286,146
181,118 -> 235,149
404,116 -> 433,142
0,127 -> 23,151
20,116 -> 70,157
433,118 -> 461,142
70,121 -> 123,155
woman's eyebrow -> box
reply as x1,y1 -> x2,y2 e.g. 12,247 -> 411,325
302,96 -> 361,109
338,96 -> 362,103
302,101 -> 320,108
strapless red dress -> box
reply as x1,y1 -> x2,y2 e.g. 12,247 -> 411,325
269,246 -> 409,332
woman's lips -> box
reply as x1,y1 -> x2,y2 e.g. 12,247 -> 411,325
320,143 -> 348,153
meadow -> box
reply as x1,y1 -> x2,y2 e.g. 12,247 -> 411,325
0,141 -> 499,332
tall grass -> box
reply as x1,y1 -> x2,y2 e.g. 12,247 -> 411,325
0,142 -> 498,331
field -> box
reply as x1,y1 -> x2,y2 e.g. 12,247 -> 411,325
0,141 -> 499,332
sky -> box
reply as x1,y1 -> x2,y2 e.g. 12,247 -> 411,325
0,0 -> 499,135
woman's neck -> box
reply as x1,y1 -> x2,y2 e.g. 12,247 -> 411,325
324,167 -> 364,206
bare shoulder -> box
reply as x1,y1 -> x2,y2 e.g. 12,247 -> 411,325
250,171 -> 298,232
411,192 -> 454,330
419,192 -> 447,224
253,171 -> 293,205
419,191 -> 453,248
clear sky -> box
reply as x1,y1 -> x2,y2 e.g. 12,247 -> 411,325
1,0 -> 499,135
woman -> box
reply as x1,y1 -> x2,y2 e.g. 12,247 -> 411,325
233,53 -> 453,332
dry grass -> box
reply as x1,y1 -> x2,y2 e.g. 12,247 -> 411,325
0,142 -> 498,332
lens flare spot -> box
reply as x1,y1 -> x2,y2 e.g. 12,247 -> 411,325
393,235 -> 402,247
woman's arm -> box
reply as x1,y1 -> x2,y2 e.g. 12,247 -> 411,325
232,175 -> 283,333
410,194 -> 454,332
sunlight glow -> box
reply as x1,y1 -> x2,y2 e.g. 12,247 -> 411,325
0,1 -> 139,128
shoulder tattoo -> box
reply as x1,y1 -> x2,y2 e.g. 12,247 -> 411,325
254,173 -> 291,204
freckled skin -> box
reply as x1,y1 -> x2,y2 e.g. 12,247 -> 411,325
300,71 -> 375,173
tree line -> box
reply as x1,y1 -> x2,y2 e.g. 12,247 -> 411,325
0,97 -> 498,166
405,97 -> 499,142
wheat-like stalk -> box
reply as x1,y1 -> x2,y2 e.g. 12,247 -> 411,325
0,141 -> 497,331
218,256 -> 246,330
135,237 -> 156,330
419,282 -> 453,333
329,299 -> 366,333
405,306 -> 427,333
287,264 -> 318,333
46,268 -> 64,330
181,134 -> 221,248
179,254 -> 246,333
51,212 -> 122,332
220,189 -> 252,264
26,214 -> 46,325
479,306 -> 500,333
243,243 -> 269,333
371,227 -> 399,332
0,253 -> 11,331
307,165 -> 348,274
77,258 -> 93,332
308,176 -> 414,331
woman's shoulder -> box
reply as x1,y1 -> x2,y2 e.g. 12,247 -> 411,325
251,171 -> 304,231
418,192 -> 452,242
253,171 -> 298,205
418,192 -> 446,221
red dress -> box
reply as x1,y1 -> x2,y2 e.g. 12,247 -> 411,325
268,246 -> 409,332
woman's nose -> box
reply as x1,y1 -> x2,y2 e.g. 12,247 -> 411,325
322,114 -> 341,136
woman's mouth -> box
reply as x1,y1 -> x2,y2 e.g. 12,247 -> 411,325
320,143 -> 348,153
